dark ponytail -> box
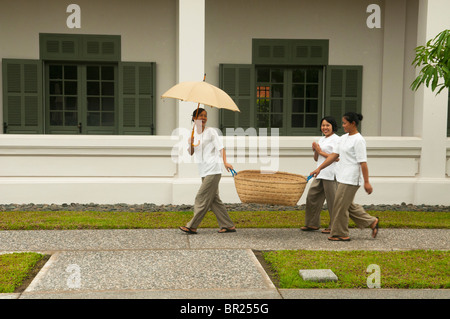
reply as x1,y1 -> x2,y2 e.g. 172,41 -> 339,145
343,112 -> 363,126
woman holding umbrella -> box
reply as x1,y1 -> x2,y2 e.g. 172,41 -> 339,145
310,112 -> 379,241
179,108 -> 237,234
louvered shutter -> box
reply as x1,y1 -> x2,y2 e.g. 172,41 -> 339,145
325,66 -> 363,134
252,40 -> 290,64
253,39 -> 328,65
40,34 -> 120,62
219,64 -> 255,132
119,62 -> 155,135
2,59 -> 43,134
40,34 -> 80,60
81,35 -> 121,61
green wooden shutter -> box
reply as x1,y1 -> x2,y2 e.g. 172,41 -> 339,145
253,39 -> 328,65
119,62 -> 155,135
2,59 -> 43,134
325,65 -> 363,135
82,35 -> 121,61
40,34 -> 80,61
219,64 -> 255,132
252,39 -> 290,65
40,34 -> 121,62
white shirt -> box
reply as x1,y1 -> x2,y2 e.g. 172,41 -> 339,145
315,133 -> 340,181
192,127 -> 224,178
335,133 -> 367,186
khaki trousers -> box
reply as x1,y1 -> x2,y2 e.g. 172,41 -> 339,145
304,178 -> 337,228
330,182 -> 377,238
186,174 -> 234,229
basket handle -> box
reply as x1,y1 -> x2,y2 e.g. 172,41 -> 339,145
230,169 -> 238,177
306,174 -> 314,182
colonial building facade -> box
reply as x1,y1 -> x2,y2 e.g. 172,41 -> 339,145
0,0 -> 449,205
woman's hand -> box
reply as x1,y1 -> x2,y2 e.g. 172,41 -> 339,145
224,162 -> 234,172
310,168 -> 321,178
364,181 -> 373,195
312,142 -> 322,153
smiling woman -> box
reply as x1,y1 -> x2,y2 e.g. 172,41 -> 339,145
180,107 -> 237,234
301,116 -> 340,234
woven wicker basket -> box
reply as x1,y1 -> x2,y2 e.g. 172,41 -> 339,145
233,170 -> 307,206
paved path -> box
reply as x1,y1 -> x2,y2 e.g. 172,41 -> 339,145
0,228 -> 449,300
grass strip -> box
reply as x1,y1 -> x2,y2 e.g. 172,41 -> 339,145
0,210 -> 448,230
0,252 -> 47,293
262,250 -> 450,289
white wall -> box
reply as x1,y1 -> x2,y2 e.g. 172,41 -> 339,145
1,134 -> 448,205
0,0 -> 178,135
0,0 -> 449,206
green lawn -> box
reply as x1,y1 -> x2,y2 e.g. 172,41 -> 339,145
263,250 -> 450,289
0,252 -> 48,293
0,210 -> 448,230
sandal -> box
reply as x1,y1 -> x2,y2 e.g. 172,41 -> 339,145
321,228 -> 331,234
300,226 -> 319,231
179,226 -> 197,234
371,217 -> 379,238
218,227 -> 236,233
328,236 -> 351,241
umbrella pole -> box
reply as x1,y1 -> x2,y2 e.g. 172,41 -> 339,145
191,103 -> 201,148
190,74 -> 206,148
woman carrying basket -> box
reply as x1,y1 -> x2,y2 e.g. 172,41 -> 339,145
179,108 -> 236,234
301,116 -> 340,234
310,112 -> 379,241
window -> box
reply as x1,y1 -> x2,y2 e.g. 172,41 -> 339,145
256,66 -> 323,135
2,33 -> 156,135
219,39 -> 362,136
46,63 -> 117,134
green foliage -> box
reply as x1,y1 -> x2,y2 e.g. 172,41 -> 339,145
411,29 -> 450,95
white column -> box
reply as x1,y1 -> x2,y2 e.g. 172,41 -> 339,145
173,0 -> 206,203
177,0 -> 205,132
380,0 -> 406,136
414,0 -> 450,204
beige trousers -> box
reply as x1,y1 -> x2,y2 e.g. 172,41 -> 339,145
304,178 -> 337,228
186,174 -> 234,229
330,182 -> 377,238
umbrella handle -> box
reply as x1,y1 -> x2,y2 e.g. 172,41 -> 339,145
190,121 -> 201,147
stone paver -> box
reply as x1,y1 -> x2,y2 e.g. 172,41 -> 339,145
0,228 -> 448,300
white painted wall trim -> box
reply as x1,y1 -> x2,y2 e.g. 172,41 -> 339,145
0,135 -> 448,205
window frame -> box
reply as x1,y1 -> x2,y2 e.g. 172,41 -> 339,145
2,33 -> 156,136
44,62 -> 119,135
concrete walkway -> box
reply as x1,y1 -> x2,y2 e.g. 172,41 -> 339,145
0,228 -> 449,300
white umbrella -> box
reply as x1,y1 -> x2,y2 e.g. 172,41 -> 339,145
161,75 -> 240,147
161,79 -> 240,112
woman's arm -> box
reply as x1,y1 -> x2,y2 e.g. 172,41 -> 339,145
221,148 -> 233,172
313,142 -> 337,161
360,162 -> 373,194
312,142 -> 319,162
310,152 -> 339,177
188,137 -> 194,156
